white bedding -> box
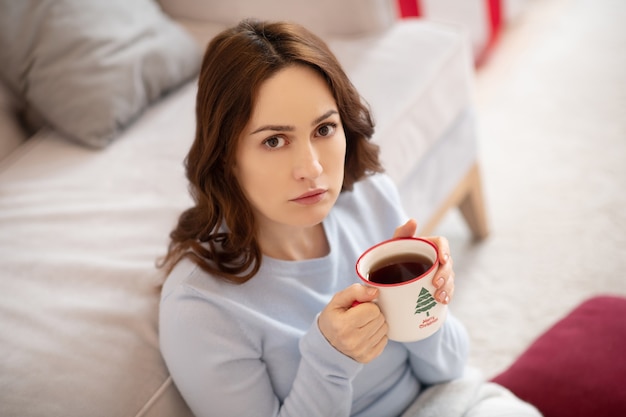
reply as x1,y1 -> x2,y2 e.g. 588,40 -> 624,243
0,19 -> 475,417
0,82 -> 196,416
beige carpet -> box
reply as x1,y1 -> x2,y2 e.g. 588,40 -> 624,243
434,0 -> 626,378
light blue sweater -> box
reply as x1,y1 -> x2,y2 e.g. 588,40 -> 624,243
159,174 -> 469,417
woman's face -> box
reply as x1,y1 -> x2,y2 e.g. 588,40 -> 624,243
234,65 -> 346,232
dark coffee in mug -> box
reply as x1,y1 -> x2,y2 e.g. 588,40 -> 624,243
368,253 -> 433,285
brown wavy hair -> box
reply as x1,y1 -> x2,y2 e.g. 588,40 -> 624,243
158,19 -> 383,283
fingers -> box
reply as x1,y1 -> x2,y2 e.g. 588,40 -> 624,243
426,235 -> 451,265
339,306 -> 388,362
318,285 -> 388,363
426,235 -> 455,305
355,317 -> 388,362
330,283 -> 378,310
392,218 -> 418,239
433,269 -> 454,304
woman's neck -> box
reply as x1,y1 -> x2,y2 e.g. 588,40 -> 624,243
257,222 -> 329,261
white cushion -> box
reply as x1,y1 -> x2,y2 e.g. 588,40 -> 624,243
158,0 -> 396,38
420,0 -> 489,59
329,20 -> 474,186
0,0 -> 201,148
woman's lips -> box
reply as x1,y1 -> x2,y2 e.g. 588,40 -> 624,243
290,189 -> 327,205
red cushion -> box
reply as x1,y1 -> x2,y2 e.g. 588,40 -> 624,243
491,295 -> 626,417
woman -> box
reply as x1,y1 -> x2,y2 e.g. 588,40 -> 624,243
159,19 -> 540,417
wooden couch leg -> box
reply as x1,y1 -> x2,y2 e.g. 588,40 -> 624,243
459,164 -> 489,240
420,162 -> 489,240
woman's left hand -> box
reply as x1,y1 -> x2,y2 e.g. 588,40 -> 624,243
392,219 -> 454,305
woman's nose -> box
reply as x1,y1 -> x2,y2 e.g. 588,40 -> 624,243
293,143 -> 323,180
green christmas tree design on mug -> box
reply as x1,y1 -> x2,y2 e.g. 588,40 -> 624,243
415,288 -> 437,317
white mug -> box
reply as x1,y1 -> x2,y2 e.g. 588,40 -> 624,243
355,237 -> 447,342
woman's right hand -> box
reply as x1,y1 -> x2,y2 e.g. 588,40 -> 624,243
318,284 -> 388,363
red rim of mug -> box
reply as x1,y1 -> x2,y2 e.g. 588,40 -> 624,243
355,237 -> 439,287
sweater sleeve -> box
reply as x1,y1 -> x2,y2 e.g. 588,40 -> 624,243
403,312 -> 470,385
159,286 -> 363,417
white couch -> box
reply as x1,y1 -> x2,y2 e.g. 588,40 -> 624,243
0,1 -> 487,416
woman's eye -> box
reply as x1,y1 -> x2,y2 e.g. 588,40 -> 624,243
316,123 -> 336,137
263,136 -> 286,149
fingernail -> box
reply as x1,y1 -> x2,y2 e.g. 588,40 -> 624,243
438,291 -> 447,303
366,287 -> 377,296
442,253 -> 449,263
436,277 -> 444,288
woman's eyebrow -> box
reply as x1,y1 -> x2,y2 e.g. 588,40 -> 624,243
312,110 -> 338,126
251,124 -> 294,134
250,109 -> 338,135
